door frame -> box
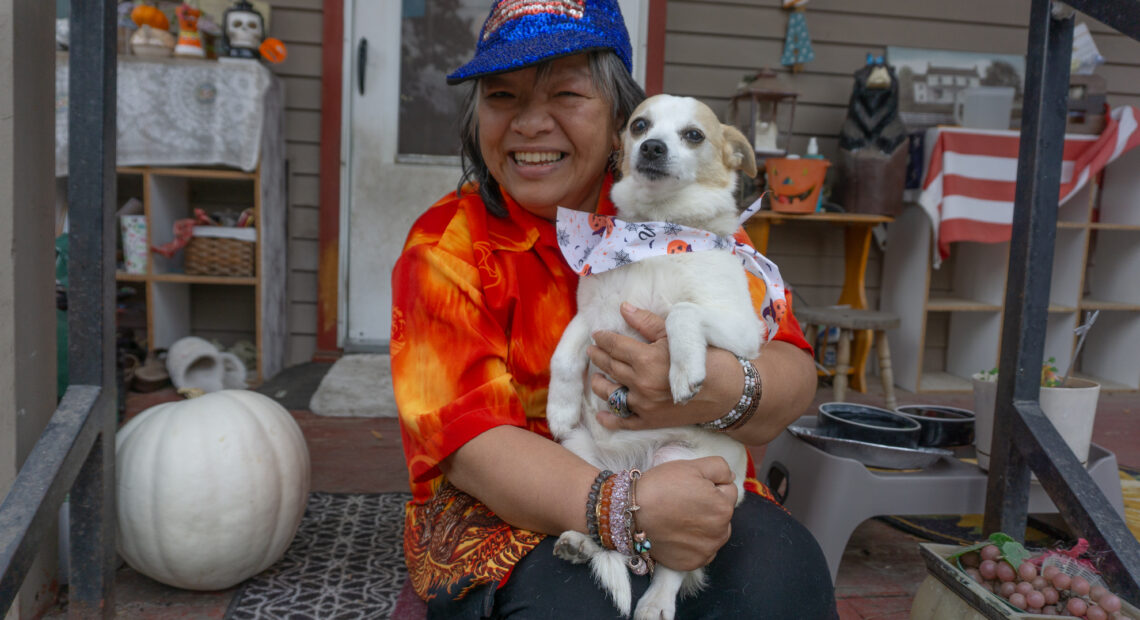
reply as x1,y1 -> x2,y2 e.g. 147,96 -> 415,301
316,0 -> 666,357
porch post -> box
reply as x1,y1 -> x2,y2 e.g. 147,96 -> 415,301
66,0 -> 119,615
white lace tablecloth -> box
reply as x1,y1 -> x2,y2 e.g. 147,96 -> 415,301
56,53 -> 282,175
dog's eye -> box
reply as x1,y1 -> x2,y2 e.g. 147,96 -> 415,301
683,129 -> 705,143
630,118 -> 648,135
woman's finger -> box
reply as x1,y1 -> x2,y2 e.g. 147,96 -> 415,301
620,302 -> 668,342
587,344 -> 636,387
590,329 -> 653,369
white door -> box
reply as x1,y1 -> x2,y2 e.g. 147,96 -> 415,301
340,0 -> 648,350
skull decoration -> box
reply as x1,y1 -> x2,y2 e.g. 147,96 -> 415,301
223,0 -> 265,59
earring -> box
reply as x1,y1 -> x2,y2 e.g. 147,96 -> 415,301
607,148 -> 622,173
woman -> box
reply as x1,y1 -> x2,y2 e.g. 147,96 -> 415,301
390,1 -> 837,617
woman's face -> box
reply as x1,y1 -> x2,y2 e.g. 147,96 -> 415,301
477,54 -> 618,220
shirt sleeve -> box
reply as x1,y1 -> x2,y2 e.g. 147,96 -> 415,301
733,227 -> 813,356
390,236 -> 528,485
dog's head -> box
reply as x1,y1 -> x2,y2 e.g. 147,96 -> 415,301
611,94 -> 757,232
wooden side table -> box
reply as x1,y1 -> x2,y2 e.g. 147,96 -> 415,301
745,211 -> 893,392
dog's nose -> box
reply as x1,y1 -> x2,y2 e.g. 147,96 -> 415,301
639,139 -> 667,161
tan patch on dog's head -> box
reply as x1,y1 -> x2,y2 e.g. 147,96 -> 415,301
688,103 -> 757,188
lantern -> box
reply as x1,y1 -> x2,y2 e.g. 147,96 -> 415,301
728,68 -> 799,159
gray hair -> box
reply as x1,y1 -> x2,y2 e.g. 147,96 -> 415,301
456,51 -> 646,218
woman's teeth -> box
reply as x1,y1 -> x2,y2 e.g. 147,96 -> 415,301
513,152 -> 563,165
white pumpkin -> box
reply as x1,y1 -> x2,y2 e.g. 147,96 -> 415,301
116,389 -> 311,590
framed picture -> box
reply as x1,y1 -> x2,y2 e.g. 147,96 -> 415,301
886,46 -> 1025,129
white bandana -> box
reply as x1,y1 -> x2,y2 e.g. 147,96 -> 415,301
555,197 -> 788,343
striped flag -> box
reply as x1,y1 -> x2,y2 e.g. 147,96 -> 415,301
918,106 -> 1140,266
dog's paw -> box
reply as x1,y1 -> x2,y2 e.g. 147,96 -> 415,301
668,363 -> 704,404
633,594 -> 676,620
553,531 -> 600,564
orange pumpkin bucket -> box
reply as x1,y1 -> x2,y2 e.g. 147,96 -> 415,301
765,157 -> 830,214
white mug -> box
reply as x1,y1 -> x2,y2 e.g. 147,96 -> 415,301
954,86 -> 1015,130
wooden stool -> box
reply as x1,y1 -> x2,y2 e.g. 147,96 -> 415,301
796,306 -> 901,410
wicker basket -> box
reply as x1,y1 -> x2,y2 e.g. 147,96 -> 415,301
185,234 -> 255,277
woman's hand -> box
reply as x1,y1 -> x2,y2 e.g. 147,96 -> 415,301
587,302 -> 742,429
633,456 -> 738,571
589,302 -> 818,444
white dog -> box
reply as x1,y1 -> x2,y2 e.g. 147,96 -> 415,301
546,94 -> 769,619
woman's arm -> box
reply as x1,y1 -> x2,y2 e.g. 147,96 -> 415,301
587,302 -> 816,445
440,424 -> 739,571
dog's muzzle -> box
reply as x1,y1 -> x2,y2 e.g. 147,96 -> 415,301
635,139 -> 670,180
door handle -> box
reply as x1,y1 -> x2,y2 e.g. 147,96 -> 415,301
357,38 -> 368,96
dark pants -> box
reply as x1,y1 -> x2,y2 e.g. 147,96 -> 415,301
427,494 -> 838,619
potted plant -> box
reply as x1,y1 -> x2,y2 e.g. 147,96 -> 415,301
972,358 -> 1101,471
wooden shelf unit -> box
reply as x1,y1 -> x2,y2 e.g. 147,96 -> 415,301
882,146 -> 1140,393
110,165 -> 286,385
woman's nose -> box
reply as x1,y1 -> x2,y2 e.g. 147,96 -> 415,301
511,98 -> 555,136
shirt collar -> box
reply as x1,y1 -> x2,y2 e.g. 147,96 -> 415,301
488,173 -> 617,252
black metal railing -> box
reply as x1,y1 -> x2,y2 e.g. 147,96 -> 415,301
985,0 -> 1140,605
0,0 -> 118,616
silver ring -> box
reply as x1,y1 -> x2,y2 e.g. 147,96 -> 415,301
608,386 -> 633,419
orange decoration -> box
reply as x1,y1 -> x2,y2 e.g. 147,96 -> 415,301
765,157 -> 830,213
131,4 -> 170,31
259,37 -> 287,63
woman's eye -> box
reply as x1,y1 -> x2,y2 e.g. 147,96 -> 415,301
683,129 -> 705,143
630,118 -> 648,134
557,91 -> 583,97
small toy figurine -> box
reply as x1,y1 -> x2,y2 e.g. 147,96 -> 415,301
223,0 -> 264,59
780,0 -> 814,73
174,2 -> 206,58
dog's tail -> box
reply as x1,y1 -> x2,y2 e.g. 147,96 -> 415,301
591,551 -> 634,617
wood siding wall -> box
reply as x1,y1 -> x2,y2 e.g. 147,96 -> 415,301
662,0 -> 1140,369
267,0 -> 323,365
268,0 -> 1140,368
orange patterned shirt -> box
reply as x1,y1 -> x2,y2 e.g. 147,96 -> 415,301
390,176 -> 811,602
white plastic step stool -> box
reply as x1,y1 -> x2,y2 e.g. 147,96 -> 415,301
758,416 -> 1126,583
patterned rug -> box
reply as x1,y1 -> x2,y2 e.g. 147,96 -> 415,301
879,467 -> 1140,548
225,492 -> 412,620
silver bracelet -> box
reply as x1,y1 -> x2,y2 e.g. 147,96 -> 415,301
698,355 -> 761,432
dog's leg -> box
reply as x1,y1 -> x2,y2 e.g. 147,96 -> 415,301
634,565 -> 686,620
666,304 -> 767,402
547,315 -> 593,439
662,302 -> 707,403
592,551 -> 635,617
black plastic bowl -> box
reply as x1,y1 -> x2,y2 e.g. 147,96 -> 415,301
895,405 -> 976,448
817,402 -> 922,449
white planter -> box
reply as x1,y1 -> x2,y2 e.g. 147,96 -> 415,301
971,375 -> 1100,471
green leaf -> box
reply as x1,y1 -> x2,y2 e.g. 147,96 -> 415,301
947,532 -> 1031,569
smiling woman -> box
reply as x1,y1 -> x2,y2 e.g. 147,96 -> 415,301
388,1 -> 836,618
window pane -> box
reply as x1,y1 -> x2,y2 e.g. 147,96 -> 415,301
399,0 -> 492,158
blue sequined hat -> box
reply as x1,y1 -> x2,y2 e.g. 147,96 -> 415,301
447,0 -> 633,85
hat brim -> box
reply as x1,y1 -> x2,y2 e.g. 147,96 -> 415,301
447,30 -> 625,85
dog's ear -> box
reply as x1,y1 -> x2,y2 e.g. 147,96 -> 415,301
720,124 -> 758,178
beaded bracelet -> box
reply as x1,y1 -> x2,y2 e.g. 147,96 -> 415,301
586,470 -> 613,544
698,355 -> 762,432
597,474 -> 616,549
608,472 -> 633,555
625,469 -> 654,575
